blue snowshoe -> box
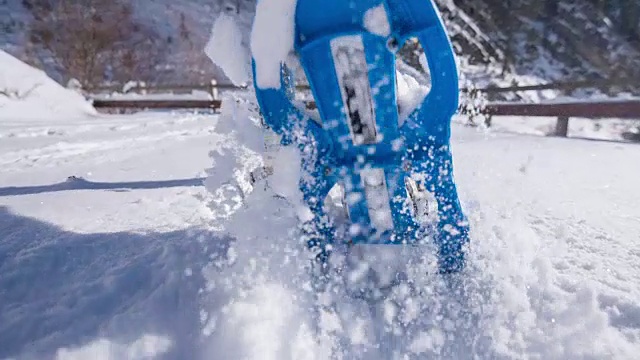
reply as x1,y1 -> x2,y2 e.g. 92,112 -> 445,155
252,0 -> 469,274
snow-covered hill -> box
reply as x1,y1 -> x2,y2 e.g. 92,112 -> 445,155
0,50 -> 95,121
2,0 -> 639,90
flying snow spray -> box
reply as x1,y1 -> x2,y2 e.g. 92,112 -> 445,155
252,0 -> 469,274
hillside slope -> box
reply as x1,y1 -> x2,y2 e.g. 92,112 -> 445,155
450,1 -> 640,89
1,0 -> 638,92
0,50 -> 95,121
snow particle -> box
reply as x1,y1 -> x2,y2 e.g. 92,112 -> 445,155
250,0 -> 298,89
363,4 -> 391,37
205,13 -> 251,86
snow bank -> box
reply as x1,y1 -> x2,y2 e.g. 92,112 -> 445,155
0,51 -> 95,121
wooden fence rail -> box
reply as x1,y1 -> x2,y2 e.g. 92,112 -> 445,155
477,78 -> 638,95
89,78 -> 638,97
90,96 -> 639,138
88,82 -> 311,99
484,99 -> 640,137
92,99 -> 222,110
89,79 -> 639,139
485,100 -> 640,119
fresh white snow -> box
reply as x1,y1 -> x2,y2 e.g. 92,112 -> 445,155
2,26 -> 640,360
2,91 -> 640,359
0,111 -> 218,360
363,4 -> 391,37
205,13 -> 252,86
250,0 -> 298,89
0,51 -> 95,121
396,70 -> 429,123
197,91 -> 640,359
485,115 -> 640,142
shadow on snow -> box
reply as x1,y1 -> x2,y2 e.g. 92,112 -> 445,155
0,177 -> 207,197
0,206 -> 230,360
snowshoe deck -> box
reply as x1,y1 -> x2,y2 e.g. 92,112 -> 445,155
252,0 -> 469,274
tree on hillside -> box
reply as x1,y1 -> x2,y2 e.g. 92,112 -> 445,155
620,0 -> 639,42
28,0 -> 162,88
179,12 -> 192,43
586,0 -> 639,42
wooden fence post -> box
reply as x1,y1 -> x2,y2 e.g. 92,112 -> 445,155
484,115 -> 493,128
137,82 -> 147,95
209,79 -> 219,102
555,116 -> 569,137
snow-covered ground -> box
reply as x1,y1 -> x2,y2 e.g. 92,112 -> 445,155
2,44 -> 640,360
1,102 -> 639,359
0,110 -> 219,360
484,115 -> 640,142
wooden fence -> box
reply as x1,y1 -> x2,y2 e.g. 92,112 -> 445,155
89,80 -> 310,100
89,80 -> 640,139
475,78 -> 638,95
92,99 -> 222,110
484,99 -> 640,137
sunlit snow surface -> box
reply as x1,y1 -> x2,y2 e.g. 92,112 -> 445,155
1,93 -> 639,359
199,100 -> 640,360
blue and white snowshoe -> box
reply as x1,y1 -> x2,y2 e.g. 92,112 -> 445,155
252,0 -> 469,274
